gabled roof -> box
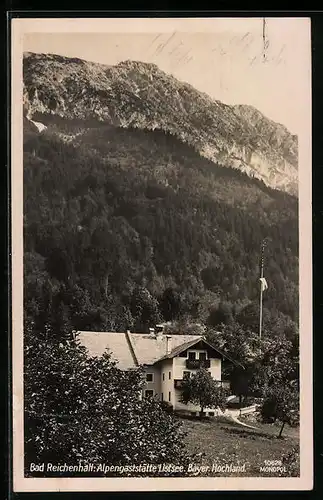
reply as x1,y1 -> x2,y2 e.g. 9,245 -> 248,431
155,336 -> 243,367
76,330 -> 243,369
155,338 -> 204,361
77,330 -> 201,368
76,331 -> 137,370
128,333 -> 202,365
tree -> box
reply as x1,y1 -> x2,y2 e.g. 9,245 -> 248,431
206,322 -> 261,370
206,323 -> 299,401
24,115 -> 299,355
205,323 -> 261,402
130,286 -> 161,332
159,287 -> 182,322
250,335 -> 299,398
180,368 -> 228,418
260,380 -> 299,438
207,301 -> 233,326
236,302 -> 299,340
24,321 -> 190,476
236,301 -> 270,334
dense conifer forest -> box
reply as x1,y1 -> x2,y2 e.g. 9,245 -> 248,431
23,121 -> 299,340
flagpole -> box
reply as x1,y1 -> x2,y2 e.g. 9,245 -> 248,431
259,240 -> 265,339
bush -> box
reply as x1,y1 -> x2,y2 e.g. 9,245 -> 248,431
24,324 -> 190,476
260,381 -> 299,437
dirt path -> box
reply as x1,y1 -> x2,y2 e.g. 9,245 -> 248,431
222,407 -> 260,430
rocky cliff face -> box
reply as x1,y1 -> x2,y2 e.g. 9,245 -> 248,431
23,52 -> 298,195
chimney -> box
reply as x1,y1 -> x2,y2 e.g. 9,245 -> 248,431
166,335 -> 172,354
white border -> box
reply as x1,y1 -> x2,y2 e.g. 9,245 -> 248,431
11,17 -> 313,492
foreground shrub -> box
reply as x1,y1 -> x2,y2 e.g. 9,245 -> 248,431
24,324 -> 190,476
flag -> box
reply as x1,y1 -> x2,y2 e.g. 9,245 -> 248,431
259,277 -> 268,292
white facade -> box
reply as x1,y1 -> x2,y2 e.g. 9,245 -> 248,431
142,347 -> 226,415
143,364 -> 161,399
78,329 -> 231,416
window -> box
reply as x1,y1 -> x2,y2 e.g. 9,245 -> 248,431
183,371 -> 191,379
199,352 -> 207,362
188,351 -> 196,360
168,371 -> 171,380
146,373 -> 154,382
161,393 -> 163,401
162,373 -> 165,381
168,391 -> 171,402
145,389 -> 154,398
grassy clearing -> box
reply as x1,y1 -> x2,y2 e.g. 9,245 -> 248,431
181,415 -> 299,477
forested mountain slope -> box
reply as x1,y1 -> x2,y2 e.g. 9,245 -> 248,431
24,120 -> 298,337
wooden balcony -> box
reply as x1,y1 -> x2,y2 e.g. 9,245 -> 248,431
186,358 -> 211,369
174,378 -> 230,390
174,379 -> 185,389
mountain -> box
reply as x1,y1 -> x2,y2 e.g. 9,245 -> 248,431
23,119 -> 298,337
22,51 -> 299,339
23,52 -> 298,195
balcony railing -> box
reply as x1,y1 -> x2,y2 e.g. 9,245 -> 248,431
174,379 -> 185,389
174,378 -> 230,390
186,358 -> 211,369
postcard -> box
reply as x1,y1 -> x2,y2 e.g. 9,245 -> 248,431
11,16 -> 312,492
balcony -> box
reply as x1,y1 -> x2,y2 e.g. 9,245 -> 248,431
174,379 -> 185,389
186,358 -> 211,369
174,378 -> 230,390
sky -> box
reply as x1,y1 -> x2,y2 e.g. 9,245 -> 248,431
23,18 -> 311,137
